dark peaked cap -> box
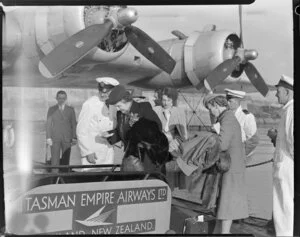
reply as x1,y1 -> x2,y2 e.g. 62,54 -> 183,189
106,85 -> 130,105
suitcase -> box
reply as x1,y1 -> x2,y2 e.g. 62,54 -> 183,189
182,215 -> 215,234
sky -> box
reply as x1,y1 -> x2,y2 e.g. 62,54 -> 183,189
132,0 -> 294,87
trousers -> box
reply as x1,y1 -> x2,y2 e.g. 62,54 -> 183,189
273,158 -> 294,236
51,141 -> 71,172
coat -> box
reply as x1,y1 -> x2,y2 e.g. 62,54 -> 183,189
76,96 -> 116,166
213,106 -> 259,157
235,106 -> 257,142
176,131 -> 227,211
107,101 -> 162,148
153,106 -> 188,189
122,118 -> 171,177
46,104 -> 77,143
273,99 -> 293,236
216,109 -> 249,220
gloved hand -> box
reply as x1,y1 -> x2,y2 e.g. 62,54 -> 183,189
169,139 -> 180,152
86,153 -> 97,164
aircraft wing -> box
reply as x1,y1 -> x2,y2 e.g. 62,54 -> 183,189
2,5 -> 275,96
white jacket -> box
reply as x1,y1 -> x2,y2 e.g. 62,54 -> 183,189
76,96 -> 117,166
234,106 -> 257,142
273,99 -> 294,236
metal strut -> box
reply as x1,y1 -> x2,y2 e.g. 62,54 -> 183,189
178,90 -> 206,127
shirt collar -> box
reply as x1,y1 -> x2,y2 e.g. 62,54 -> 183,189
58,104 -> 65,110
282,99 -> 293,110
163,106 -> 174,113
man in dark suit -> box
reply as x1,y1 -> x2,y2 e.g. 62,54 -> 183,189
104,85 -> 162,149
46,90 -> 77,172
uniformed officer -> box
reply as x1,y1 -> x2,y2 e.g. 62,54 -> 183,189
76,77 -> 119,170
224,89 -> 259,158
267,75 -> 294,236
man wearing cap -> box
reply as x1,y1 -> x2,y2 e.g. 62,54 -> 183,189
267,75 -> 293,236
104,85 -> 162,149
76,77 -> 119,169
224,88 -> 259,160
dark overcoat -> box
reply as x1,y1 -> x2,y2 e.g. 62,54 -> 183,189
107,101 -> 162,147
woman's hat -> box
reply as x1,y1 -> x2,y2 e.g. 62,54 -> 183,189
106,85 -> 130,105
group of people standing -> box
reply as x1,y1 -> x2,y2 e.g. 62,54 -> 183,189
45,74 -> 294,236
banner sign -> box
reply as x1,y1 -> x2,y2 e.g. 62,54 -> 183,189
6,180 -> 171,235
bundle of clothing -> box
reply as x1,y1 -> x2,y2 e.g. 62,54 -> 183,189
176,131 -> 231,213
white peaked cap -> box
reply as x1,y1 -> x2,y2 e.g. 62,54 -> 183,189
224,88 -> 246,98
95,77 -> 119,86
276,75 -> 293,90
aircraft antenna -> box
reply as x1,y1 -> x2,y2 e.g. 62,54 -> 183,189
239,5 -> 244,48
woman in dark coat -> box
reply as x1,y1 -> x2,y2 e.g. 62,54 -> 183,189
204,94 -> 249,234
122,117 -> 171,176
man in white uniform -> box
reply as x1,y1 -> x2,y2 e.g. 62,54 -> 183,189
76,77 -> 119,170
267,75 -> 294,236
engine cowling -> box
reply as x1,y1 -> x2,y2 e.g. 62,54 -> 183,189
35,6 -> 129,64
132,30 -> 241,89
183,30 -> 241,88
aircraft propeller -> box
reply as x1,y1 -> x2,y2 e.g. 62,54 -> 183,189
204,5 -> 269,97
39,7 -> 176,79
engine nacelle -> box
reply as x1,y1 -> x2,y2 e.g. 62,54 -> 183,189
134,30 -> 241,89
35,6 -> 129,64
184,30 -> 241,87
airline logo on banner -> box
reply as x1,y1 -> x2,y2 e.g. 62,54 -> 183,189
6,180 -> 171,235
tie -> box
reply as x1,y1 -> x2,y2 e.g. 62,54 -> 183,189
163,110 -> 171,133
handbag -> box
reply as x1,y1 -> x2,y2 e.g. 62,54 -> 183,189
121,155 -> 145,172
216,151 -> 231,172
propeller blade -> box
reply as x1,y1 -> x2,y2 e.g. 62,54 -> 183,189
125,25 -> 176,74
39,21 -> 114,78
244,62 -> 269,97
205,56 -> 241,90
239,5 -> 244,48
